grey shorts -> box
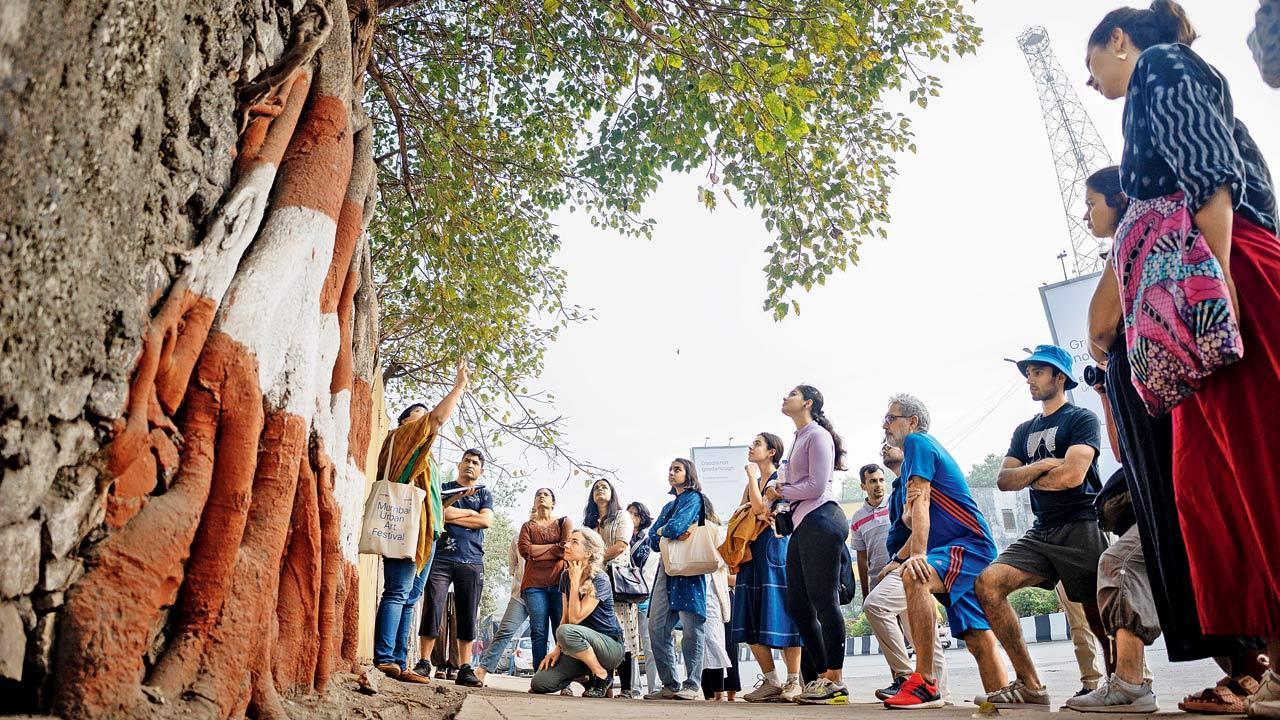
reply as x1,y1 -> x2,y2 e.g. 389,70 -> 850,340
1097,525 -> 1161,644
993,519 -> 1107,604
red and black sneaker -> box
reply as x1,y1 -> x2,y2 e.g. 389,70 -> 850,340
883,672 -> 944,710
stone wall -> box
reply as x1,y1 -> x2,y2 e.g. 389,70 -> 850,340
0,0 -> 295,710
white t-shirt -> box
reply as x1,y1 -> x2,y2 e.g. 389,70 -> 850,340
849,497 -> 891,585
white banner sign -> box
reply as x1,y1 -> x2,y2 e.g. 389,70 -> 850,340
690,445 -> 752,518
1038,272 -> 1120,479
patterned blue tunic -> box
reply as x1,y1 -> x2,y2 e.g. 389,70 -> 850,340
1121,43 -> 1276,233
648,490 -> 708,617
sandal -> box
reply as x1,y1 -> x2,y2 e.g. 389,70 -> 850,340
1179,675 -> 1261,714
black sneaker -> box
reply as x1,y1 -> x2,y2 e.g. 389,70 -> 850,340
876,676 -> 908,701
583,673 -> 612,698
414,659 -> 433,678
1073,687 -> 1093,697
455,664 -> 481,687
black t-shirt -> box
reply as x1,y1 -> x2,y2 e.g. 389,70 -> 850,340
434,482 -> 493,564
558,570 -> 623,641
1006,403 -> 1102,527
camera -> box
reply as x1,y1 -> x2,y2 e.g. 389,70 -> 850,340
1082,364 -> 1105,389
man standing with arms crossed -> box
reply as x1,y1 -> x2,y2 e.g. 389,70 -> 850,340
975,344 -> 1111,708
416,448 -> 494,687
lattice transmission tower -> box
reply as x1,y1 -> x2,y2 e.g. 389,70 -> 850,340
1018,26 -> 1113,277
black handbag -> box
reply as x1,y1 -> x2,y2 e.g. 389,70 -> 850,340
609,562 -> 650,604
1094,468 -> 1135,535
838,545 -> 856,605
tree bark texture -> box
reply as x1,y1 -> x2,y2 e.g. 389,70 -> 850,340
0,0 -> 382,715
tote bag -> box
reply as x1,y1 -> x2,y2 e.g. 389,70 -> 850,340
659,494 -> 721,577
1112,191 -> 1244,417
358,432 -> 426,559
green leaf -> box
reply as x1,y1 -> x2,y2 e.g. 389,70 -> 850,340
763,92 -> 786,123
783,114 -> 809,141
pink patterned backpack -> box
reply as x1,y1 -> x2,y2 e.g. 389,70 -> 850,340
1112,191 -> 1244,417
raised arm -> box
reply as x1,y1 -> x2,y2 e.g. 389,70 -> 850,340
744,465 -> 769,516
562,572 -> 600,625
428,361 -> 470,429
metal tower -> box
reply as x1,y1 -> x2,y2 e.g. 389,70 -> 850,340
1018,26 -> 1114,276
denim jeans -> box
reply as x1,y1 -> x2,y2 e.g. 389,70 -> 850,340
373,554 -> 432,667
478,597 -> 530,673
637,604 -> 658,694
648,568 -> 706,691
522,585 -> 563,671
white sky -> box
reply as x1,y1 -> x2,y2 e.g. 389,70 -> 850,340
464,1 -> 1280,524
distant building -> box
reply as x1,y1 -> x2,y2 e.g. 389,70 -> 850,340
970,487 -> 1035,551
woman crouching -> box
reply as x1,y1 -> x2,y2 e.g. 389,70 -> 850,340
530,528 -> 625,697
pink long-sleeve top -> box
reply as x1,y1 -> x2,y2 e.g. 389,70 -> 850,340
780,421 -> 835,527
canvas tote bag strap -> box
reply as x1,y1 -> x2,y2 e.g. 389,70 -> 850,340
382,431 -> 396,483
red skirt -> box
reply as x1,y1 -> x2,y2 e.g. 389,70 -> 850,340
1172,213 -> 1280,637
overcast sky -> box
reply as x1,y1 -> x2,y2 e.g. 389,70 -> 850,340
460,1 -> 1280,524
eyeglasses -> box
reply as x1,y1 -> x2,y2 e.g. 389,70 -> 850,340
883,414 -> 911,423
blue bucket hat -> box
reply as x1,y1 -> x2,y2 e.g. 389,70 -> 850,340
1010,344 -> 1078,390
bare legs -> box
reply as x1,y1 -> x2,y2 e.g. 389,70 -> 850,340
976,563 -> 1047,690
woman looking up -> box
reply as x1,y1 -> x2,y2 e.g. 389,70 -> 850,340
765,385 -> 849,705
644,459 -> 715,701
1085,2 -> 1280,713
627,501 -> 658,696
583,478 -> 641,698
1082,166 -> 1267,713
735,432 -> 804,703
529,528 -> 626,698
519,488 -> 572,672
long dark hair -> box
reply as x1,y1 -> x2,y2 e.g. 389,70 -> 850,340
797,385 -> 848,471
583,478 -> 622,530
627,501 -> 653,534
1086,165 -> 1130,216
670,457 -> 717,520
1088,0 -> 1197,51
758,431 -> 785,467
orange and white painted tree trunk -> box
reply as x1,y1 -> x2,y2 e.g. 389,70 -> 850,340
50,0 -> 382,716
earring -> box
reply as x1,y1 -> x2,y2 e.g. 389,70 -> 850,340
1117,51 -> 1128,61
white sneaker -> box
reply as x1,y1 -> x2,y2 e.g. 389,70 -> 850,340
742,677 -> 783,703
1064,676 -> 1157,713
780,680 -> 804,703
1248,670 -> 1280,719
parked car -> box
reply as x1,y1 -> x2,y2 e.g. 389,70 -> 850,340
511,636 -> 535,675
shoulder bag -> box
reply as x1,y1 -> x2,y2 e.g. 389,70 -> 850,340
358,431 -> 426,559
1112,191 -> 1244,417
659,493 -> 722,577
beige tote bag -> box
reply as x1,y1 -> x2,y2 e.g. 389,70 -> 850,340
659,494 -> 721,577
358,432 -> 426,559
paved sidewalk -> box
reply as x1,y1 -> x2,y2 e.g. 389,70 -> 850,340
455,674 -> 1180,720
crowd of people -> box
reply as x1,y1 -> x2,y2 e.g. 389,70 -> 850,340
365,0 -> 1280,714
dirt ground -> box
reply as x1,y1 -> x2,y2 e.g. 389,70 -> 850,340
280,672 -> 467,720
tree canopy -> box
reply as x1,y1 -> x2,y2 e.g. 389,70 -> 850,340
368,0 -> 982,478
966,452 -> 1003,488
